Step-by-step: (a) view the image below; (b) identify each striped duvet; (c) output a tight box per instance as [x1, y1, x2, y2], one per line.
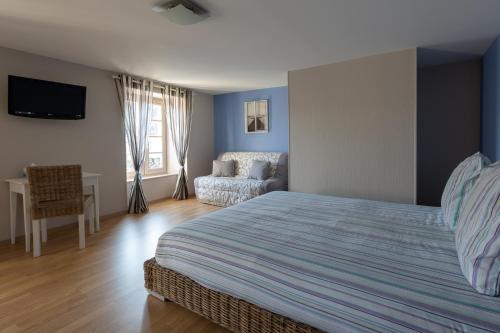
[155, 191, 500, 333]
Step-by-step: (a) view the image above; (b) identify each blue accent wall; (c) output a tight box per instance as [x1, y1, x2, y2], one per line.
[214, 86, 288, 157]
[482, 36, 500, 161]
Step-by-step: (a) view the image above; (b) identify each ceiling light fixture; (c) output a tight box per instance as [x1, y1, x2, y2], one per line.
[152, 0, 209, 25]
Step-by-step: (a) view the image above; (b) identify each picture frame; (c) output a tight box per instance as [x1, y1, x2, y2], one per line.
[244, 99, 268, 133]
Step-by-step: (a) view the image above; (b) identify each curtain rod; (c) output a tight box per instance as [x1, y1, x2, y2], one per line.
[111, 74, 190, 91]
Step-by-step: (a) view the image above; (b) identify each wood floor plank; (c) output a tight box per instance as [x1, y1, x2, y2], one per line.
[0, 198, 225, 333]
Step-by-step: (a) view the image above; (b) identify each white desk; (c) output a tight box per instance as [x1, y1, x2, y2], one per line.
[5, 172, 101, 252]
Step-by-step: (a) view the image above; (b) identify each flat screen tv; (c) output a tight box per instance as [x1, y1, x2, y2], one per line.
[8, 75, 86, 120]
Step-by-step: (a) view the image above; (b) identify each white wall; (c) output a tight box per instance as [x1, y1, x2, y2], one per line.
[0, 46, 213, 241]
[288, 49, 417, 204]
[0, 46, 127, 241]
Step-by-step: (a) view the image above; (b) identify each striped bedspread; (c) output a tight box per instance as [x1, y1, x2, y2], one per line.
[155, 191, 500, 333]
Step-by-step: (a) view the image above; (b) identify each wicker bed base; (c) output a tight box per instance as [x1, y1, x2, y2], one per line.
[144, 258, 323, 333]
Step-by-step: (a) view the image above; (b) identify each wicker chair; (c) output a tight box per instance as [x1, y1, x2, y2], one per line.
[27, 165, 94, 257]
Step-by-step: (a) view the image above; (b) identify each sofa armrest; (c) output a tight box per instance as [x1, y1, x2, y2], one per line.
[262, 177, 288, 192]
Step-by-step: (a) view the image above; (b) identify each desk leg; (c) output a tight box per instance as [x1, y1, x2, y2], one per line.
[94, 180, 100, 232]
[9, 192, 17, 244]
[41, 219, 47, 243]
[33, 219, 41, 257]
[23, 188, 31, 253]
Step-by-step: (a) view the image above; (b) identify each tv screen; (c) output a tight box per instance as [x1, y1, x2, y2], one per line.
[8, 75, 86, 120]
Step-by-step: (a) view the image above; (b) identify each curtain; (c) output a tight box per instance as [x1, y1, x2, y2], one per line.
[114, 75, 154, 213]
[162, 86, 193, 200]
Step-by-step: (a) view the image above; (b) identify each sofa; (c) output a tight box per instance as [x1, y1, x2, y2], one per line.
[194, 152, 288, 207]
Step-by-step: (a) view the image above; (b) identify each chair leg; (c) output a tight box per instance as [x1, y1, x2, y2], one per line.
[41, 219, 47, 243]
[32, 219, 41, 257]
[78, 214, 85, 249]
[88, 203, 95, 235]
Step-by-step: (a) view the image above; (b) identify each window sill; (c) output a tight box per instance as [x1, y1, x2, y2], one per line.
[126, 173, 178, 183]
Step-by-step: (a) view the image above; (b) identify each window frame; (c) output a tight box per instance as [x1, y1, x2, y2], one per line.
[144, 98, 168, 176]
[244, 99, 269, 134]
[126, 98, 168, 181]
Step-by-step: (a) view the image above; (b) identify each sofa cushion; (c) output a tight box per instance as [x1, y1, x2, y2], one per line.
[218, 152, 287, 178]
[248, 160, 270, 180]
[212, 160, 234, 177]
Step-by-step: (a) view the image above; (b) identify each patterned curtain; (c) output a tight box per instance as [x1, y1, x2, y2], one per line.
[162, 86, 193, 200]
[114, 75, 154, 213]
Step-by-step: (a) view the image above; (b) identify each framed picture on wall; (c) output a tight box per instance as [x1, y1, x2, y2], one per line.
[244, 99, 268, 133]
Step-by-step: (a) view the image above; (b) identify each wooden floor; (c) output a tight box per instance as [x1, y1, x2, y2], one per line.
[0, 198, 229, 333]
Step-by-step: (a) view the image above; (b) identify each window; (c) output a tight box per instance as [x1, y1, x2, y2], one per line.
[126, 98, 168, 180]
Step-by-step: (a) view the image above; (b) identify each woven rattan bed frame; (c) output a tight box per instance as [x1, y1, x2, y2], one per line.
[144, 258, 323, 333]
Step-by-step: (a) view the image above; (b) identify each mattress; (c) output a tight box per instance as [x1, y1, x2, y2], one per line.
[155, 191, 500, 333]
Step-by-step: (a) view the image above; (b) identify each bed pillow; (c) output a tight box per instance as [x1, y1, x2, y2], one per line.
[455, 161, 499, 296]
[441, 152, 490, 230]
[212, 160, 234, 177]
[248, 160, 270, 180]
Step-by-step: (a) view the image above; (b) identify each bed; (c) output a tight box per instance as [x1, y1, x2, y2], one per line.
[146, 191, 500, 333]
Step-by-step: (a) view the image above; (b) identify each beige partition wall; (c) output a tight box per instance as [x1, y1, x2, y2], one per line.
[288, 49, 417, 203]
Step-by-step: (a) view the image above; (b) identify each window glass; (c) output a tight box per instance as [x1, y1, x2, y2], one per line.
[148, 153, 163, 170]
[148, 137, 163, 153]
[151, 104, 162, 121]
[126, 100, 167, 179]
[148, 121, 163, 136]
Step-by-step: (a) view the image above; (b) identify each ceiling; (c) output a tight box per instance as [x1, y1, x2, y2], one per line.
[0, 0, 499, 94]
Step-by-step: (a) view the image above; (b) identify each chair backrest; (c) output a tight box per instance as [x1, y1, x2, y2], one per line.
[27, 165, 84, 219]
[217, 152, 288, 180]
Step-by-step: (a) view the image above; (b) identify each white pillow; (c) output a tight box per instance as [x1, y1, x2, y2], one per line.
[455, 161, 499, 295]
[212, 160, 234, 177]
[441, 152, 490, 230]
[248, 160, 270, 180]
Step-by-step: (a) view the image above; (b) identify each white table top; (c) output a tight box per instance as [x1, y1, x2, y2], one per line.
[5, 172, 101, 185]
